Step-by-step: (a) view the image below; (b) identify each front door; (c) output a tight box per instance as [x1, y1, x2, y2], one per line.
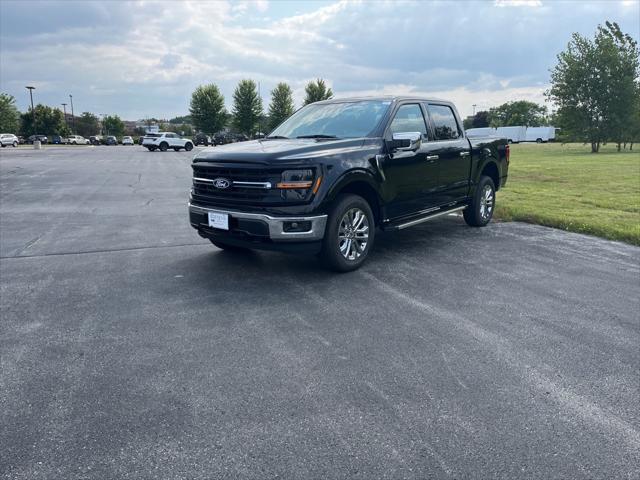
[380, 103, 440, 219]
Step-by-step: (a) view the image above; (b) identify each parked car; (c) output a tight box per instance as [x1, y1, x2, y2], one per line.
[188, 96, 509, 271]
[51, 135, 68, 144]
[17, 136, 25, 144]
[142, 132, 194, 152]
[524, 126, 556, 143]
[104, 136, 118, 145]
[67, 135, 90, 145]
[27, 135, 48, 144]
[213, 132, 247, 146]
[89, 136, 102, 145]
[193, 133, 211, 146]
[0, 133, 19, 147]
[122, 136, 134, 145]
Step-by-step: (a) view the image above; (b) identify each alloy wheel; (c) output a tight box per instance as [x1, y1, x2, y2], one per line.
[338, 208, 369, 260]
[479, 184, 494, 220]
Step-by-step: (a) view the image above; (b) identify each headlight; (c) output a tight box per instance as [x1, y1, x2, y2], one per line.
[277, 169, 322, 201]
[277, 169, 314, 189]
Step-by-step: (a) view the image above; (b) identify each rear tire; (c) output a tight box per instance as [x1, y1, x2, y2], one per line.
[536, 138, 543, 143]
[159, 142, 168, 152]
[209, 239, 250, 252]
[464, 175, 495, 227]
[319, 194, 375, 272]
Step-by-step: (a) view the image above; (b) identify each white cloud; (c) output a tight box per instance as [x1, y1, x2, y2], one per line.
[0, 0, 637, 119]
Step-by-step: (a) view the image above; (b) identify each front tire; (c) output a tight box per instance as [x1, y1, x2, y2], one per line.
[13, 141, 18, 147]
[185, 142, 193, 152]
[320, 194, 375, 272]
[464, 175, 495, 227]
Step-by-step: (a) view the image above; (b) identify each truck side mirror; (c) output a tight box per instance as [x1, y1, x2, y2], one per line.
[389, 132, 422, 152]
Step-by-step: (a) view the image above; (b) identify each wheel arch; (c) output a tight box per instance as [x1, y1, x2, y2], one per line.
[479, 159, 501, 191]
[325, 170, 383, 226]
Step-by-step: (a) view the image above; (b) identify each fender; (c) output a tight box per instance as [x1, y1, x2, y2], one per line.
[323, 168, 383, 205]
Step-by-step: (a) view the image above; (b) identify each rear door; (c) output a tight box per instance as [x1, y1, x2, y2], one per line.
[381, 103, 440, 219]
[425, 103, 471, 205]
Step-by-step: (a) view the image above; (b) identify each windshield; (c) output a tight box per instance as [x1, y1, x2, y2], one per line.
[269, 100, 391, 139]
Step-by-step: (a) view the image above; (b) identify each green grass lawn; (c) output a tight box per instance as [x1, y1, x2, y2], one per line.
[495, 142, 640, 245]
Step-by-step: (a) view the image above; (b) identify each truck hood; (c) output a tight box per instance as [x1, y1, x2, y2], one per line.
[193, 138, 371, 165]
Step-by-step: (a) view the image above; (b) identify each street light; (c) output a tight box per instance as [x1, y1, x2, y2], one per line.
[61, 103, 68, 129]
[25, 86, 35, 133]
[69, 94, 75, 133]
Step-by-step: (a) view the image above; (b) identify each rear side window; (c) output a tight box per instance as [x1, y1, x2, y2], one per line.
[388, 104, 427, 136]
[427, 104, 461, 140]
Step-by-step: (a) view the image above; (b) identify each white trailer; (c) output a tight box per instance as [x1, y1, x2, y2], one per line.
[495, 126, 526, 143]
[525, 126, 556, 143]
[465, 127, 497, 137]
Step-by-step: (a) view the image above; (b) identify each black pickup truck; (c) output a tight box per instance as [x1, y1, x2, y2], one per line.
[189, 97, 509, 271]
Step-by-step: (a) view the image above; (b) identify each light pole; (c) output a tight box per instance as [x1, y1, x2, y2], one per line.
[472, 104, 477, 116]
[69, 94, 75, 133]
[26, 86, 36, 133]
[61, 103, 68, 129]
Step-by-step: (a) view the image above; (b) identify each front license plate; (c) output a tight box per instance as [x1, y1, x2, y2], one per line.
[207, 211, 229, 230]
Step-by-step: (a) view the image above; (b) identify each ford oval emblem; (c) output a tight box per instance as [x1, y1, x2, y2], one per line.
[212, 178, 231, 189]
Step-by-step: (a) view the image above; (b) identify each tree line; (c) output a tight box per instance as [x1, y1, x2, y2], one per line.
[465, 22, 639, 152]
[0, 96, 136, 139]
[189, 78, 333, 137]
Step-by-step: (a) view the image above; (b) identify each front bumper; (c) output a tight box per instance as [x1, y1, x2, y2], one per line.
[188, 203, 327, 242]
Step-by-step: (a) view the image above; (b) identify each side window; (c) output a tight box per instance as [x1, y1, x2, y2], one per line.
[388, 104, 427, 137]
[427, 104, 461, 140]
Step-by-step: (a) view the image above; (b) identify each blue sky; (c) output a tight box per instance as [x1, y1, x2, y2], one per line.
[1, 0, 638, 120]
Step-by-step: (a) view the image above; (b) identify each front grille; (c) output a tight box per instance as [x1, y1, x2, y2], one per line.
[191, 164, 312, 206]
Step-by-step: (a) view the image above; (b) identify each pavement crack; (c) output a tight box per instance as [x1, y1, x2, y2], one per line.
[12, 234, 43, 256]
[0, 241, 208, 260]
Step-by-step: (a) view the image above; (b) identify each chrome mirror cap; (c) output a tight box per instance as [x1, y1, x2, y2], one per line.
[392, 131, 422, 152]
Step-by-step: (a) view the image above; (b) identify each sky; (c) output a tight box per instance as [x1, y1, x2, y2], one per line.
[1, 0, 638, 120]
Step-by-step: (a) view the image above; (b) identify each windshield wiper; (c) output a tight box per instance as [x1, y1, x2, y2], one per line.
[265, 135, 289, 139]
[296, 134, 338, 139]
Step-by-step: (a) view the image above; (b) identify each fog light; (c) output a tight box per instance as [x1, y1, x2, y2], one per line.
[283, 221, 312, 233]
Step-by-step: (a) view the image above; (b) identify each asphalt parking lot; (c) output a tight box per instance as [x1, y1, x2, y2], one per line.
[1, 145, 639, 479]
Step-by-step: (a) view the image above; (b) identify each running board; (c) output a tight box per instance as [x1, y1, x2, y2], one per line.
[384, 205, 467, 231]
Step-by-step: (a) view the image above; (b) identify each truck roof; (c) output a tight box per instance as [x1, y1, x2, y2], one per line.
[314, 95, 451, 105]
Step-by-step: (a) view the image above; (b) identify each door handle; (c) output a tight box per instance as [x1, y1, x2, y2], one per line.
[460, 151, 470, 157]
[426, 155, 439, 161]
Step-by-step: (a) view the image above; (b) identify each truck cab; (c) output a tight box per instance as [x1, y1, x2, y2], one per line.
[189, 96, 509, 271]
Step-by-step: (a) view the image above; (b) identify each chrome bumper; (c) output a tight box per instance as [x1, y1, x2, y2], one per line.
[189, 203, 327, 241]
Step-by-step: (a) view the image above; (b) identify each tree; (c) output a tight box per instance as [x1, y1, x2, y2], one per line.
[464, 110, 490, 129]
[303, 78, 333, 105]
[488, 101, 547, 128]
[20, 104, 65, 136]
[597, 22, 640, 151]
[189, 84, 227, 134]
[102, 115, 125, 137]
[75, 112, 100, 137]
[268, 82, 295, 130]
[0, 93, 20, 134]
[232, 79, 263, 137]
[547, 21, 640, 152]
